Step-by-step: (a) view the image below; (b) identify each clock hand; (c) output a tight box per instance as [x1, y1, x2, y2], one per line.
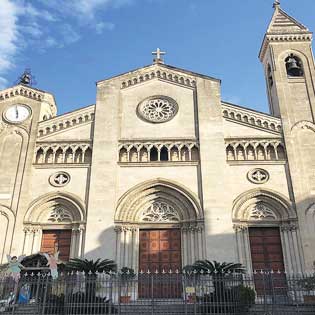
[15, 106, 18, 119]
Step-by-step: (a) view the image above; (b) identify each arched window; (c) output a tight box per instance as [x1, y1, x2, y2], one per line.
[160, 146, 168, 161]
[285, 54, 304, 77]
[150, 147, 158, 161]
[267, 64, 273, 87]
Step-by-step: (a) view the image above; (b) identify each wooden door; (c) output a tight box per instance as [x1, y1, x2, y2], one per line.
[249, 227, 286, 295]
[41, 230, 72, 261]
[138, 229, 182, 298]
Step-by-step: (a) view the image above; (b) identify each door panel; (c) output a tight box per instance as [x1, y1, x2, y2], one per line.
[41, 230, 72, 261]
[139, 229, 182, 298]
[249, 227, 286, 295]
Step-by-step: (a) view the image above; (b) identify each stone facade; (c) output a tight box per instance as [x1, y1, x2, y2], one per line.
[0, 3, 315, 273]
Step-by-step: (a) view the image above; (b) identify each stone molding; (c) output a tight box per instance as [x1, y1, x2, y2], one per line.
[222, 103, 282, 134]
[118, 139, 199, 163]
[260, 34, 312, 62]
[291, 120, 315, 133]
[225, 137, 286, 162]
[120, 68, 196, 90]
[0, 85, 44, 102]
[34, 141, 92, 165]
[232, 189, 296, 226]
[37, 105, 95, 138]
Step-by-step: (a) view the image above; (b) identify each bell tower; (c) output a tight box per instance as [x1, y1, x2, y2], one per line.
[260, 2, 315, 270]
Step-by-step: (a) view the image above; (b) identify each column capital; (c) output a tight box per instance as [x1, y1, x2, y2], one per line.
[233, 224, 248, 232]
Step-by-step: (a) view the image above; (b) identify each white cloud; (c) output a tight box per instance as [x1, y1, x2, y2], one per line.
[0, 0, 134, 89]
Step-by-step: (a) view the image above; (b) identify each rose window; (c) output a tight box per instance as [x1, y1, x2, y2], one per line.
[137, 96, 178, 123]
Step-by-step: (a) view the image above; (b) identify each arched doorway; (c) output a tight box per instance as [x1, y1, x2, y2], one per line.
[114, 179, 204, 272]
[232, 189, 303, 274]
[24, 192, 86, 261]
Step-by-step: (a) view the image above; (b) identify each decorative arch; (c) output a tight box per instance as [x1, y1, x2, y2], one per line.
[232, 189, 304, 274]
[278, 49, 309, 78]
[115, 178, 202, 223]
[0, 205, 15, 264]
[23, 192, 86, 259]
[291, 120, 315, 134]
[114, 179, 205, 270]
[25, 191, 86, 224]
[232, 188, 295, 223]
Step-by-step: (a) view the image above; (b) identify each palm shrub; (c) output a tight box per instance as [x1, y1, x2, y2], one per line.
[66, 258, 117, 299]
[192, 260, 245, 309]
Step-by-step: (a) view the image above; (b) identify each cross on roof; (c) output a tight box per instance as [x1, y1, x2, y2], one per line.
[273, 0, 280, 8]
[152, 48, 166, 64]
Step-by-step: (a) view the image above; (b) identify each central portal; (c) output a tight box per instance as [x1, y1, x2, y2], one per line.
[139, 229, 182, 298]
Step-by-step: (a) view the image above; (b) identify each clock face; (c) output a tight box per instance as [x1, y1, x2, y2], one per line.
[4, 104, 31, 123]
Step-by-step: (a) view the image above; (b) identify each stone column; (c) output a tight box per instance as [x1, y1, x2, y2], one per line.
[125, 227, 133, 267]
[197, 225, 204, 260]
[280, 224, 294, 273]
[22, 227, 33, 255]
[78, 225, 85, 257]
[132, 228, 139, 271]
[233, 224, 245, 266]
[181, 227, 188, 266]
[189, 226, 195, 264]
[32, 227, 41, 254]
[291, 223, 303, 273]
[70, 227, 78, 258]
[114, 226, 122, 269]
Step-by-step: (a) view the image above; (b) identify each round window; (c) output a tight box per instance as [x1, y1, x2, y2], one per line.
[137, 96, 178, 123]
[49, 172, 71, 187]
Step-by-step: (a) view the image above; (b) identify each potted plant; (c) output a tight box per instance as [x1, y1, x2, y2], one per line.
[119, 267, 135, 303]
[298, 274, 315, 304]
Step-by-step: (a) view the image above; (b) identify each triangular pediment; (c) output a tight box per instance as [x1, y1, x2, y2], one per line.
[267, 6, 308, 34]
[97, 63, 220, 90]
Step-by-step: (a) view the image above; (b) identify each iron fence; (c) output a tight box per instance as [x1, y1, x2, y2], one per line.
[0, 271, 314, 314]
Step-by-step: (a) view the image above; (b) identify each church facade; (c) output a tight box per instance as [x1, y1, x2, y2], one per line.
[1, 3, 315, 274]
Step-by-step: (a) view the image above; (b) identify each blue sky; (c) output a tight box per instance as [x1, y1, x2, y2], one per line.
[1, 0, 315, 115]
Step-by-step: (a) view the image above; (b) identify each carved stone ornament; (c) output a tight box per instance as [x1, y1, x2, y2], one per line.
[249, 203, 277, 221]
[247, 168, 269, 184]
[141, 201, 180, 222]
[49, 171, 71, 187]
[137, 96, 178, 123]
[48, 207, 72, 223]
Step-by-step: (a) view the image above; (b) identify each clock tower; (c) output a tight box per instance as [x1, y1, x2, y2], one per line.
[0, 76, 56, 256]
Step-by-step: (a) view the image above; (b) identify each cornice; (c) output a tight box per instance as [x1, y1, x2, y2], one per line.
[222, 102, 282, 134]
[259, 32, 312, 61]
[37, 105, 95, 138]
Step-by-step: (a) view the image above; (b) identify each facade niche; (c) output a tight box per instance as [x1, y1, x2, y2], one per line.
[150, 147, 159, 161]
[35, 144, 92, 165]
[160, 146, 168, 161]
[226, 141, 286, 162]
[118, 142, 200, 163]
[285, 54, 304, 77]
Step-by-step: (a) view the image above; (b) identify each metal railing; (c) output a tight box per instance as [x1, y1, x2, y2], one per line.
[0, 271, 314, 314]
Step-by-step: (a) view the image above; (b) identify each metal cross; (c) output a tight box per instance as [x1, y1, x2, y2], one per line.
[152, 48, 166, 64]
[273, 0, 280, 7]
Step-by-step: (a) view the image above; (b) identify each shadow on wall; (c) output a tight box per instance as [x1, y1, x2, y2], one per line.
[82, 224, 237, 271]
